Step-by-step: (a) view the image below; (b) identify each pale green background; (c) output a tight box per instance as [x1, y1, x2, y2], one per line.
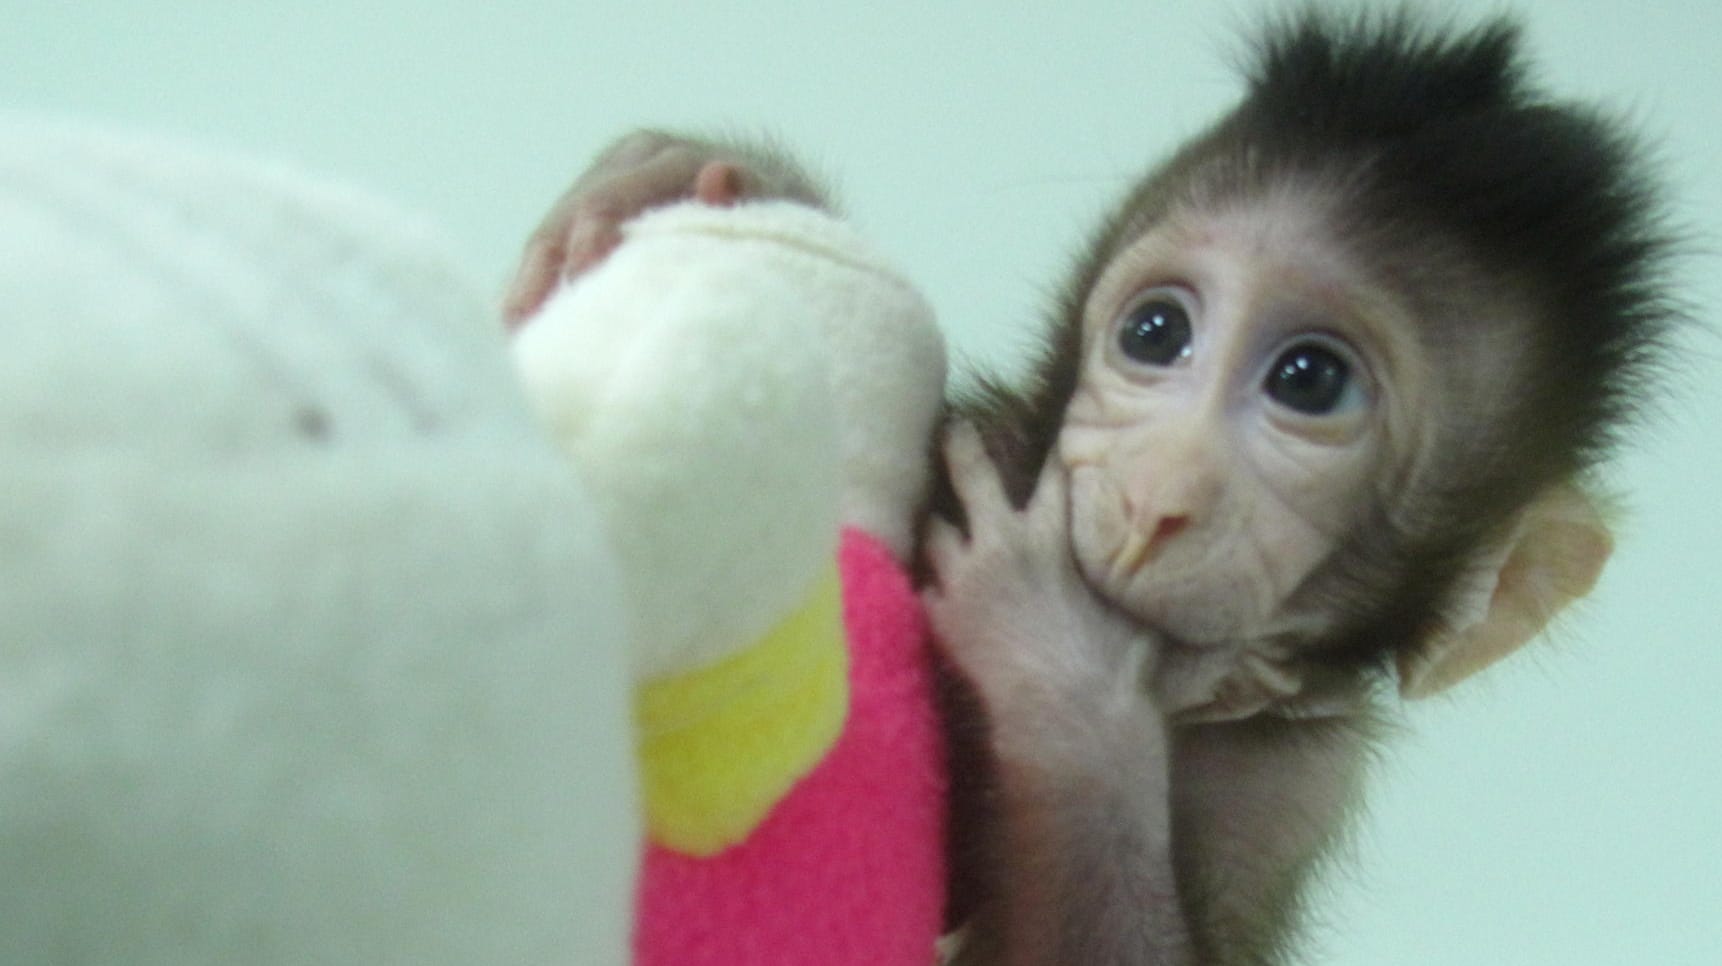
[6, 0, 1717, 962]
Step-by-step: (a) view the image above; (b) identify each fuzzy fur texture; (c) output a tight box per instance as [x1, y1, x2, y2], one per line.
[514, 199, 948, 965]
[514, 200, 943, 681]
[636, 529, 946, 966]
[513, 203, 840, 682]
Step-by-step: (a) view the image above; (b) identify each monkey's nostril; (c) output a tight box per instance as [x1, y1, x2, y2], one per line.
[1112, 514, 1192, 579]
[1153, 515, 1191, 545]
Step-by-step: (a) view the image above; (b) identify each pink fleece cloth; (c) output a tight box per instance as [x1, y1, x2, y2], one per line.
[634, 527, 948, 965]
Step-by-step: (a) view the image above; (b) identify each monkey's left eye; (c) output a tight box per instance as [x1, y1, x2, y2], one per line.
[1264, 341, 1364, 416]
[1117, 297, 1194, 366]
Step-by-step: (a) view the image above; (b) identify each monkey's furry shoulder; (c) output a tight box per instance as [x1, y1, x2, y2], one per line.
[512, 201, 951, 966]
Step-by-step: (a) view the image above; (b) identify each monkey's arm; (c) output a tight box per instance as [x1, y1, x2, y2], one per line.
[503, 129, 829, 324]
[968, 675, 1195, 966]
[923, 426, 1195, 966]
[1169, 714, 1373, 964]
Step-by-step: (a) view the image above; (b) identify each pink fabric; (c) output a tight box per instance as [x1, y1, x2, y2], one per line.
[634, 527, 948, 965]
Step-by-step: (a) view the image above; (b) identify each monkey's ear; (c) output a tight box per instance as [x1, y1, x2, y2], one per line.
[1398, 485, 1614, 699]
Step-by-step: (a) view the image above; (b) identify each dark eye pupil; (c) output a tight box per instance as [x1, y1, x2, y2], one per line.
[1266, 344, 1350, 414]
[1118, 299, 1192, 366]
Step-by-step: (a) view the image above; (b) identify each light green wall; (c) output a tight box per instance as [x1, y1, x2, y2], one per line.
[8, 1, 1718, 961]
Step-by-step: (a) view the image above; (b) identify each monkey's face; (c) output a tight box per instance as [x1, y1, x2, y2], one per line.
[1059, 196, 1430, 651]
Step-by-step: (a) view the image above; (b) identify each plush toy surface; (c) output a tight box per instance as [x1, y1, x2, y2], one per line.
[512, 202, 950, 965]
[0, 118, 639, 964]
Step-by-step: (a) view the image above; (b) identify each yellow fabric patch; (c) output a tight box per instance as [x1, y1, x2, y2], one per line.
[635, 568, 848, 857]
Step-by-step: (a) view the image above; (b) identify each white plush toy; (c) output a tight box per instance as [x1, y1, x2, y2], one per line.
[0, 119, 639, 964]
[511, 200, 951, 965]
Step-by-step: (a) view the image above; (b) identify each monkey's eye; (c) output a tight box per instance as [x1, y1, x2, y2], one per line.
[1117, 297, 1193, 367]
[1264, 341, 1364, 416]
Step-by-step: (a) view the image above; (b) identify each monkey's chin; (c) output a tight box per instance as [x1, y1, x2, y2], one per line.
[1071, 515, 1246, 647]
[1077, 563, 1245, 653]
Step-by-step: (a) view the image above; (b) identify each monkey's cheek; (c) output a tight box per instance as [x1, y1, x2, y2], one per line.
[1067, 466, 1131, 583]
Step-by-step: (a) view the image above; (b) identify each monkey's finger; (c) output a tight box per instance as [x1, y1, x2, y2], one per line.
[565, 151, 709, 259]
[502, 178, 592, 323]
[1109, 638, 1156, 710]
[562, 219, 625, 279]
[694, 161, 745, 206]
[501, 147, 701, 323]
[1025, 449, 1072, 534]
[500, 237, 563, 328]
[920, 516, 970, 589]
[582, 129, 676, 187]
[943, 422, 1011, 522]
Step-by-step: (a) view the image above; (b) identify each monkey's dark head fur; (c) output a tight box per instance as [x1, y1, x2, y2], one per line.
[949, 8, 1682, 672]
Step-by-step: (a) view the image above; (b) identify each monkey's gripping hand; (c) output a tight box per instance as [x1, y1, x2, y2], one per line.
[923, 424, 1160, 740]
[922, 424, 1196, 964]
[503, 129, 829, 325]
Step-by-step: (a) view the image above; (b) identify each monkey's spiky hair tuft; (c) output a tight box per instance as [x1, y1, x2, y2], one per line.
[1245, 10, 1525, 145]
[1239, 8, 1680, 482]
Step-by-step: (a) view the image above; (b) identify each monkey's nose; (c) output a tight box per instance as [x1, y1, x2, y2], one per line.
[1113, 514, 1192, 577]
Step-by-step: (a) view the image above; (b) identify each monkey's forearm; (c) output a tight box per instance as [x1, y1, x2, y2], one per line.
[924, 428, 1198, 963]
[958, 693, 1196, 966]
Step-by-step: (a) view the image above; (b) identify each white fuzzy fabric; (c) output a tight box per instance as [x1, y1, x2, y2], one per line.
[512, 201, 942, 682]
[0, 118, 638, 964]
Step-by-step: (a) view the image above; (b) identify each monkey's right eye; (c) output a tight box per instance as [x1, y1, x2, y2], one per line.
[1118, 298, 1193, 366]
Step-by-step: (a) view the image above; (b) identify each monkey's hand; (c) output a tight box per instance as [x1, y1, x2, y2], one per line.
[503, 129, 830, 326]
[922, 424, 1160, 748]
[923, 424, 1196, 965]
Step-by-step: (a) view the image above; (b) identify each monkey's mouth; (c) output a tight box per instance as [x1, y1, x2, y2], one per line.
[1079, 548, 1265, 654]
[1073, 562, 1189, 651]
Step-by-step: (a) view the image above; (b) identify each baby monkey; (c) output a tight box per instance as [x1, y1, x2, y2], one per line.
[504, 11, 1680, 964]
